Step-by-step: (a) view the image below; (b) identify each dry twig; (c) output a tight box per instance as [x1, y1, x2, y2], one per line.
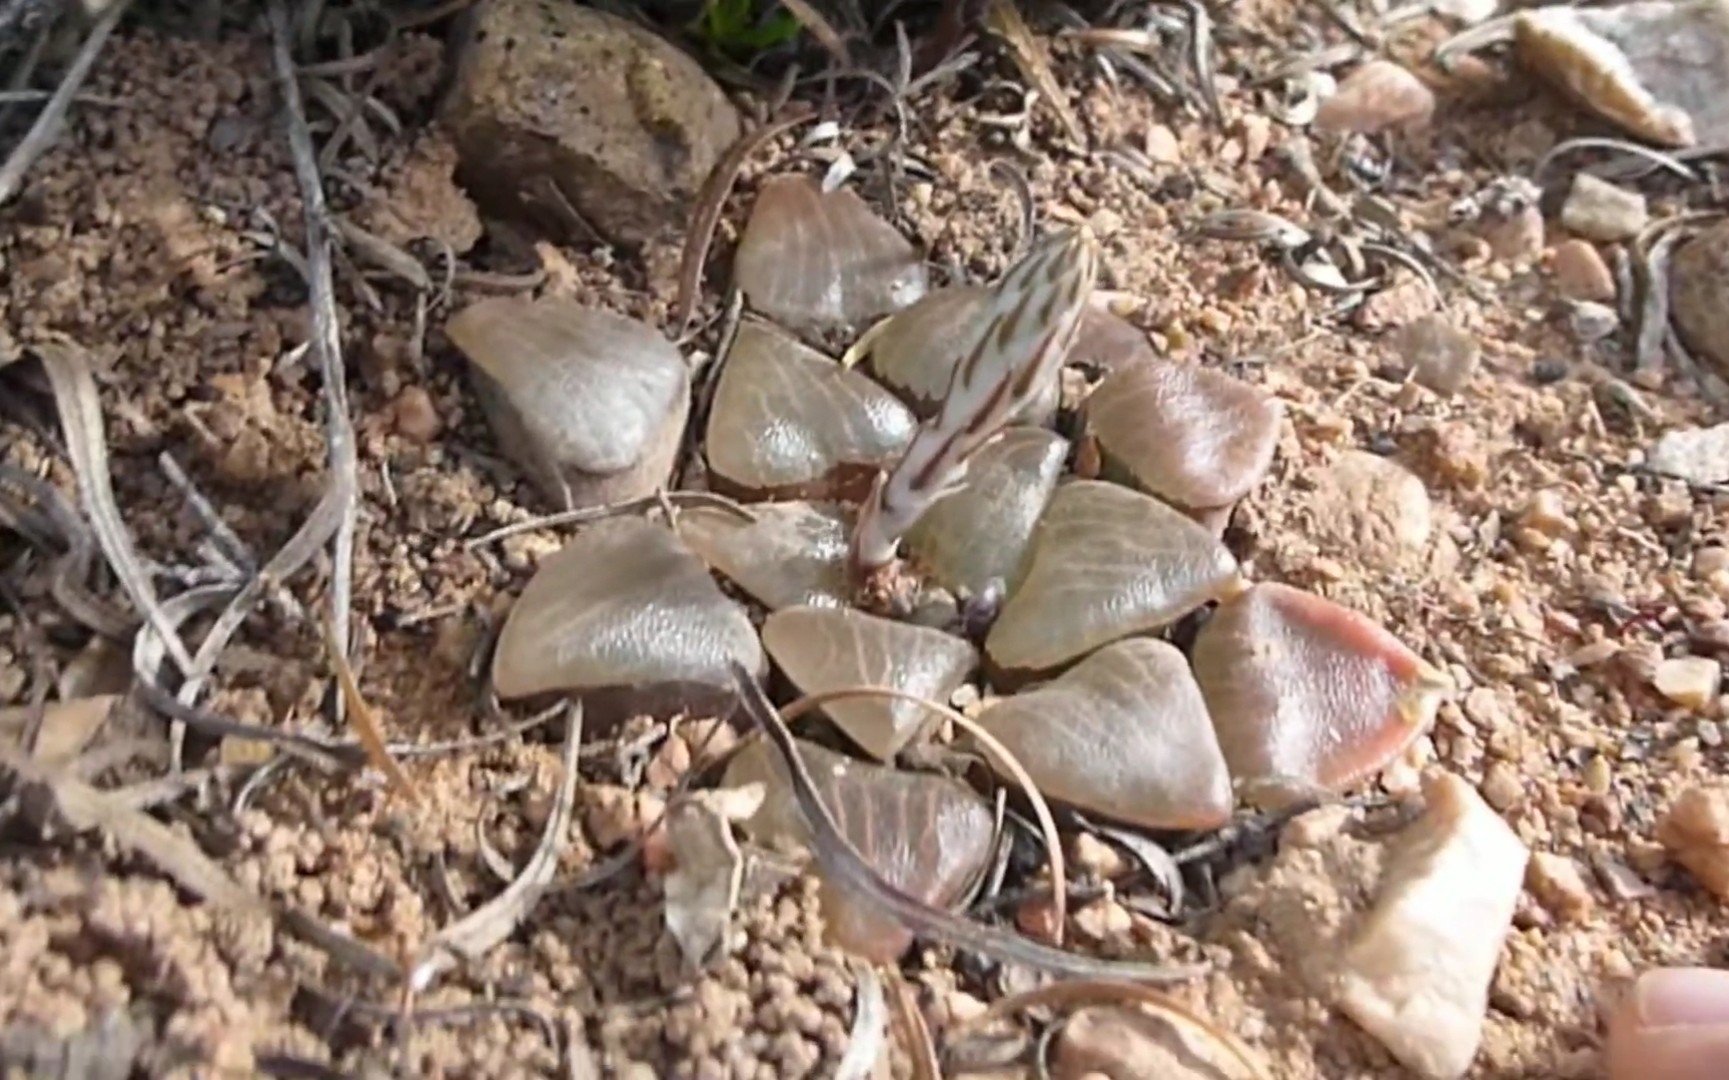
[0, 0, 131, 205]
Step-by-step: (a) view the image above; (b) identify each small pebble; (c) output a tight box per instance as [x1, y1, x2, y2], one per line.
[1482, 205, 1545, 265]
[1072, 897, 1133, 941]
[1654, 656, 1723, 712]
[1481, 761, 1524, 811]
[1658, 784, 1729, 901]
[1565, 300, 1619, 344]
[1314, 60, 1435, 135]
[1582, 755, 1612, 796]
[1070, 833, 1126, 877]
[1550, 239, 1616, 302]
[1144, 124, 1181, 164]
[1519, 488, 1571, 536]
[1559, 174, 1648, 243]
[1393, 314, 1480, 396]
[1526, 852, 1596, 922]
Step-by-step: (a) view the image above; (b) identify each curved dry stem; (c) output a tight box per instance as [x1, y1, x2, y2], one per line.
[779, 683, 1069, 946]
[951, 980, 1272, 1080]
[463, 490, 756, 549]
[883, 966, 940, 1080]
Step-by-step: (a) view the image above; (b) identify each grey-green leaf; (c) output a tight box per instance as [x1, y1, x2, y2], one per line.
[724, 735, 994, 962]
[705, 319, 916, 502]
[447, 296, 690, 510]
[855, 287, 1058, 425]
[986, 480, 1246, 680]
[1084, 359, 1282, 512]
[491, 519, 763, 719]
[678, 501, 854, 611]
[903, 426, 1068, 599]
[734, 174, 928, 335]
[975, 639, 1232, 830]
[762, 605, 978, 760]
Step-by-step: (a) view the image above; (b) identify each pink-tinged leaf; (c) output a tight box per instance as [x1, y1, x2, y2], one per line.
[1191, 582, 1453, 798]
[678, 500, 854, 611]
[1068, 304, 1161, 373]
[491, 519, 764, 726]
[975, 639, 1232, 831]
[985, 480, 1245, 682]
[762, 605, 978, 760]
[851, 227, 1100, 575]
[734, 174, 928, 334]
[723, 736, 994, 962]
[705, 319, 917, 502]
[1083, 359, 1283, 512]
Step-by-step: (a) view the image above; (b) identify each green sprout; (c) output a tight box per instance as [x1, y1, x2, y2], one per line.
[690, 0, 803, 59]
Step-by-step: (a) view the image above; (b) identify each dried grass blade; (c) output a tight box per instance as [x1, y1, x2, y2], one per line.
[318, 616, 420, 805]
[0, 0, 132, 205]
[728, 662, 1205, 984]
[0, 747, 265, 915]
[778, 0, 853, 66]
[33, 340, 194, 672]
[884, 967, 940, 1080]
[411, 703, 582, 990]
[834, 962, 888, 1080]
[983, 0, 1086, 147]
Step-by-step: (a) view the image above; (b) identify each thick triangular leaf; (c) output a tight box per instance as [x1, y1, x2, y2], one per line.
[854, 286, 1057, 424]
[977, 639, 1231, 830]
[678, 501, 854, 611]
[986, 480, 1246, 680]
[903, 426, 1068, 599]
[724, 735, 994, 962]
[1084, 359, 1282, 511]
[1191, 582, 1453, 796]
[762, 606, 978, 760]
[734, 174, 928, 334]
[492, 519, 763, 718]
[705, 319, 916, 501]
[447, 296, 690, 510]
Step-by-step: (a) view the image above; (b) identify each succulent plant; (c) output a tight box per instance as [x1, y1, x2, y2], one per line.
[848, 225, 1100, 580]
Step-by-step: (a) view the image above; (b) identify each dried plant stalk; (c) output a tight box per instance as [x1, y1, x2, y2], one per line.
[850, 227, 1099, 577]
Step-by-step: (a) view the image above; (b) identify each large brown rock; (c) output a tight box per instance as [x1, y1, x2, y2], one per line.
[1672, 217, 1729, 376]
[441, 0, 742, 247]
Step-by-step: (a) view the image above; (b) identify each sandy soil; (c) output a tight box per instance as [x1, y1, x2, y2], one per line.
[2, 3, 1727, 1078]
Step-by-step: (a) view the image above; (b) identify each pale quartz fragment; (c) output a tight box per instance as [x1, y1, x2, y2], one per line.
[1658, 783, 1729, 900]
[1333, 773, 1529, 1080]
[1515, 0, 1729, 148]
